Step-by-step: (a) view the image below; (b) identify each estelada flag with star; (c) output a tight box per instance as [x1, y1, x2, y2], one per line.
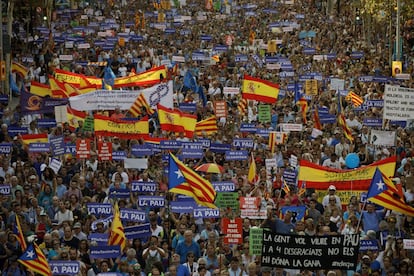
[367, 168, 414, 216]
[168, 153, 217, 208]
[18, 243, 51, 276]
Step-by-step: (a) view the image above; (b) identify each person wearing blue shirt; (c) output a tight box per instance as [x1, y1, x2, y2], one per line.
[362, 203, 384, 234]
[175, 230, 201, 264]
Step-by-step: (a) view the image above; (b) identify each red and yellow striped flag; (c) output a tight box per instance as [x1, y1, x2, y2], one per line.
[108, 202, 126, 251]
[129, 93, 155, 117]
[14, 215, 27, 251]
[238, 98, 248, 115]
[195, 116, 218, 136]
[30, 81, 52, 97]
[346, 91, 364, 107]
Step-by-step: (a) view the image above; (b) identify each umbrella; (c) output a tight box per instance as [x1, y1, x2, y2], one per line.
[195, 163, 224, 174]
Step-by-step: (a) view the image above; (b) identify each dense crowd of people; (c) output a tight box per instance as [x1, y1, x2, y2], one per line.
[3, 0, 414, 275]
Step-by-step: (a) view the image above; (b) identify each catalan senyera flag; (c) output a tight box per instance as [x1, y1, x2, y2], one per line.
[66, 106, 88, 130]
[298, 181, 306, 197]
[129, 93, 155, 117]
[14, 215, 27, 251]
[12, 62, 28, 78]
[337, 96, 354, 142]
[168, 153, 216, 209]
[338, 112, 354, 142]
[282, 180, 291, 194]
[269, 131, 277, 153]
[313, 107, 322, 130]
[242, 75, 279, 104]
[298, 156, 396, 190]
[195, 116, 218, 136]
[20, 133, 48, 145]
[238, 98, 248, 115]
[108, 202, 127, 251]
[18, 243, 52, 276]
[114, 66, 167, 88]
[296, 97, 308, 124]
[346, 91, 364, 107]
[248, 153, 258, 184]
[30, 81, 52, 97]
[368, 168, 414, 216]
[94, 114, 149, 139]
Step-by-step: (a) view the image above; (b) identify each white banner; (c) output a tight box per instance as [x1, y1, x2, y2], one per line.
[370, 129, 396, 147]
[69, 81, 173, 111]
[281, 124, 303, 132]
[383, 85, 414, 121]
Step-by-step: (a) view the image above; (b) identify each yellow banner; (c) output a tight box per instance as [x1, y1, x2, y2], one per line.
[55, 69, 102, 87]
[94, 114, 149, 138]
[114, 66, 167, 88]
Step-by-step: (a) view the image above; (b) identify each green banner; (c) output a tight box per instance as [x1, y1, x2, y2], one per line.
[215, 192, 239, 209]
[249, 227, 263, 255]
[258, 104, 271, 123]
[83, 116, 94, 132]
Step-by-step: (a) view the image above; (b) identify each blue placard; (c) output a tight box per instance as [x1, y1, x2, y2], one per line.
[252, 54, 263, 68]
[108, 188, 130, 198]
[88, 233, 109, 246]
[210, 143, 231, 153]
[50, 261, 80, 275]
[280, 205, 306, 222]
[137, 196, 165, 207]
[390, 120, 406, 127]
[179, 103, 197, 112]
[212, 181, 235, 192]
[232, 138, 254, 148]
[64, 144, 76, 156]
[124, 223, 151, 239]
[213, 45, 228, 52]
[8, 127, 28, 136]
[256, 128, 271, 137]
[37, 118, 57, 128]
[120, 208, 146, 222]
[90, 246, 121, 258]
[350, 51, 364, 59]
[0, 185, 11, 195]
[0, 143, 12, 154]
[200, 35, 212, 41]
[358, 76, 373, 82]
[0, 95, 8, 103]
[50, 136, 65, 156]
[165, 28, 176, 34]
[112, 151, 127, 160]
[303, 48, 316, 55]
[180, 149, 204, 159]
[130, 181, 157, 193]
[132, 182, 158, 194]
[87, 203, 112, 217]
[363, 118, 383, 127]
[326, 53, 337, 60]
[265, 56, 278, 63]
[193, 207, 220, 218]
[319, 115, 337, 124]
[131, 144, 153, 157]
[28, 143, 50, 153]
[180, 29, 191, 35]
[359, 240, 379, 252]
[279, 71, 295, 78]
[283, 169, 297, 185]
[181, 142, 204, 150]
[197, 138, 211, 148]
[225, 150, 248, 160]
[240, 123, 257, 133]
[160, 140, 182, 150]
[373, 76, 389, 83]
[235, 55, 248, 62]
[170, 200, 196, 213]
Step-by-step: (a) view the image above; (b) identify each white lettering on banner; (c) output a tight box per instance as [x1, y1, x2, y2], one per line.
[383, 85, 414, 120]
[403, 239, 414, 249]
[281, 124, 303, 132]
[223, 87, 240, 95]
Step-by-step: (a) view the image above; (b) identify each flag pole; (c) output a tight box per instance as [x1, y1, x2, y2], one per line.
[356, 200, 366, 232]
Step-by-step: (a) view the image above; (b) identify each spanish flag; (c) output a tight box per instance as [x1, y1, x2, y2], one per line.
[313, 107, 322, 130]
[242, 75, 279, 104]
[12, 62, 28, 78]
[114, 66, 167, 88]
[30, 81, 52, 97]
[296, 97, 308, 124]
[20, 133, 48, 145]
[247, 153, 258, 184]
[158, 104, 197, 137]
[66, 106, 88, 130]
[195, 116, 218, 136]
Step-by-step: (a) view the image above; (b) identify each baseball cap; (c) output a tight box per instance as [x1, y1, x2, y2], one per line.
[362, 255, 370, 260]
[328, 185, 336, 191]
[73, 222, 81, 228]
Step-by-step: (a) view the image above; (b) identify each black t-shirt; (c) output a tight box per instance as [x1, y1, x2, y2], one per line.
[61, 236, 80, 249]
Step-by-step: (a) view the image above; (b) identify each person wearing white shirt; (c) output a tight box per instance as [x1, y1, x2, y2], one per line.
[346, 112, 362, 131]
[322, 153, 341, 169]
